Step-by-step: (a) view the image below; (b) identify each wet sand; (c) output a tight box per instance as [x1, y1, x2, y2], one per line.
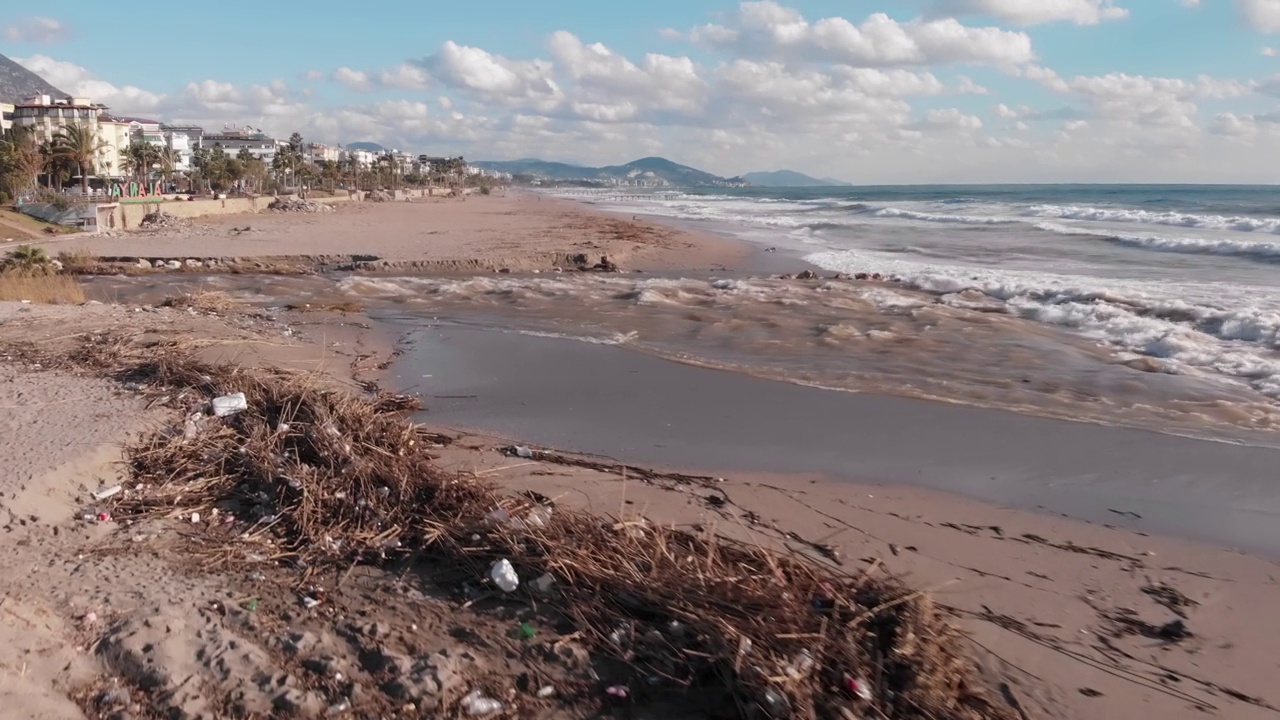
[391, 322, 1280, 560]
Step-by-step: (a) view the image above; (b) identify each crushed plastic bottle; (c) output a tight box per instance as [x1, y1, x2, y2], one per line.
[489, 559, 519, 592]
[211, 392, 248, 417]
[513, 445, 534, 459]
[462, 690, 503, 716]
[525, 505, 552, 528]
[529, 573, 555, 595]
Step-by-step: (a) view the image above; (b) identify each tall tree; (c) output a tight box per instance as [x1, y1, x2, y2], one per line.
[51, 123, 109, 195]
[0, 126, 46, 196]
[124, 141, 161, 184]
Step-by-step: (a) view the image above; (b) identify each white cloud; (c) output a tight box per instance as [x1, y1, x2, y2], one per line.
[15, 55, 164, 113]
[304, 70, 326, 81]
[379, 63, 431, 90]
[1181, 0, 1201, 7]
[1241, 0, 1280, 32]
[686, 2, 1036, 67]
[917, 107, 984, 131]
[933, 0, 1128, 26]
[332, 67, 372, 92]
[1265, 46, 1279, 55]
[421, 41, 563, 111]
[3, 17, 67, 44]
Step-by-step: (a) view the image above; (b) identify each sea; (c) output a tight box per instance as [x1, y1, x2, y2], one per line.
[126, 184, 1280, 446]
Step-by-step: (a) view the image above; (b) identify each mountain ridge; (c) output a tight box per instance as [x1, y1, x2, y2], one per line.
[472, 157, 745, 187]
[742, 170, 850, 187]
[0, 53, 68, 105]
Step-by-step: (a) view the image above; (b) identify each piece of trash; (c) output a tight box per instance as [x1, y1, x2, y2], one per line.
[529, 573, 555, 595]
[784, 649, 814, 680]
[325, 699, 351, 716]
[81, 611, 98, 626]
[489, 559, 519, 593]
[760, 688, 791, 719]
[276, 422, 291, 434]
[243, 597, 259, 612]
[92, 485, 122, 501]
[844, 676, 873, 701]
[508, 621, 536, 640]
[511, 445, 534, 459]
[536, 685, 555, 698]
[302, 596, 321, 609]
[462, 691, 503, 716]
[96, 512, 111, 523]
[190, 512, 201, 524]
[211, 392, 248, 417]
[605, 685, 629, 699]
[525, 505, 552, 528]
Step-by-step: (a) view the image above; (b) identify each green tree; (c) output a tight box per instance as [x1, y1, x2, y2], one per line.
[2, 246, 52, 275]
[51, 124, 109, 195]
[123, 141, 160, 184]
[0, 126, 47, 196]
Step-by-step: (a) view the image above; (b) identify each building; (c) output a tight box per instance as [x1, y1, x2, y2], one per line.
[162, 124, 202, 173]
[96, 115, 131, 179]
[304, 142, 340, 165]
[0, 102, 12, 132]
[202, 124, 277, 163]
[10, 95, 101, 143]
[339, 147, 377, 169]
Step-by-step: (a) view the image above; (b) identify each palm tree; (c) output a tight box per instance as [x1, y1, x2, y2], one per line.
[2, 246, 51, 274]
[158, 146, 180, 186]
[123, 141, 160, 184]
[51, 124, 109, 195]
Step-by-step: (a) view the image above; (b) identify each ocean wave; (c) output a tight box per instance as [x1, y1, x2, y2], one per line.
[1035, 222, 1280, 262]
[1025, 204, 1280, 233]
[872, 207, 1019, 225]
[804, 249, 1280, 399]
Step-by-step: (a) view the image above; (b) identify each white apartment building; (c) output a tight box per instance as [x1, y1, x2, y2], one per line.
[11, 95, 130, 182]
[162, 125, 202, 173]
[202, 125, 277, 163]
[304, 143, 341, 164]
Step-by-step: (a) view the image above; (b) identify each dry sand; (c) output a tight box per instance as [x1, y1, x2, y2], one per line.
[1, 194, 1277, 719]
[29, 193, 750, 274]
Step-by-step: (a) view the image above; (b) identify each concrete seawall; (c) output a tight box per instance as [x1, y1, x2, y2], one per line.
[28, 187, 464, 232]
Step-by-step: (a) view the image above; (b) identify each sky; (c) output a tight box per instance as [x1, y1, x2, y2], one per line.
[4, 0, 1280, 183]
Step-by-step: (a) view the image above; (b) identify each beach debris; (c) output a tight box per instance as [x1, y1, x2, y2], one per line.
[605, 685, 629, 700]
[844, 676, 873, 701]
[784, 649, 815, 680]
[489, 559, 519, 592]
[139, 211, 185, 229]
[529, 573, 556, 596]
[325, 699, 351, 716]
[461, 691, 503, 716]
[759, 688, 790, 718]
[211, 392, 248, 417]
[535, 685, 555, 698]
[190, 512, 201, 523]
[268, 198, 334, 213]
[509, 621, 537, 640]
[96, 512, 111, 523]
[92, 484, 122, 501]
[795, 270, 820, 280]
[507, 445, 536, 459]
[366, 190, 394, 203]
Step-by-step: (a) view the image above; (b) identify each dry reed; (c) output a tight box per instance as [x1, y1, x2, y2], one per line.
[0, 270, 87, 304]
[159, 290, 236, 313]
[69, 340, 1009, 720]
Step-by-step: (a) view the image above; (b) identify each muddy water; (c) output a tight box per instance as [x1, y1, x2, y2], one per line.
[87, 270, 1280, 448]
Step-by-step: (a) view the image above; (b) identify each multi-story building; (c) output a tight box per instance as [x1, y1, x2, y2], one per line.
[202, 125, 277, 163]
[339, 147, 377, 169]
[0, 102, 13, 132]
[162, 125, 202, 173]
[10, 95, 101, 143]
[304, 143, 341, 164]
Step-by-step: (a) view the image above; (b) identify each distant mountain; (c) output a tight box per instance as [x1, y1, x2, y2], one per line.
[345, 141, 387, 152]
[742, 170, 850, 187]
[0, 53, 68, 105]
[472, 156, 745, 187]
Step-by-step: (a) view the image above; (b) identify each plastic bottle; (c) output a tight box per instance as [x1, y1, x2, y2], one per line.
[462, 691, 503, 716]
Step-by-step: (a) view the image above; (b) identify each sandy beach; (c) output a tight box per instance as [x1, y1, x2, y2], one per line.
[2, 195, 1278, 719]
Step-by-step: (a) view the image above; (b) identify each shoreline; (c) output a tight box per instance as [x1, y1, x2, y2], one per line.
[3, 193, 1279, 717]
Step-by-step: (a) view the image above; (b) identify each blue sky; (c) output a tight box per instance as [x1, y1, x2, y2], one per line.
[5, 1, 1280, 182]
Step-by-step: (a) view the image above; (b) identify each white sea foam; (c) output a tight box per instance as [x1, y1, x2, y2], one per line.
[1025, 204, 1280, 233]
[1035, 222, 1280, 261]
[872, 207, 1019, 225]
[805, 248, 1280, 399]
